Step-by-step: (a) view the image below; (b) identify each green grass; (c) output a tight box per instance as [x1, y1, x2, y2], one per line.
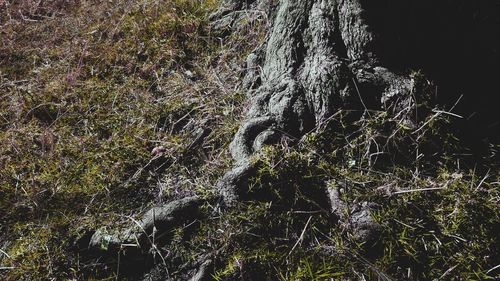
[0, 0, 243, 279]
[199, 107, 499, 280]
[1, 1, 498, 280]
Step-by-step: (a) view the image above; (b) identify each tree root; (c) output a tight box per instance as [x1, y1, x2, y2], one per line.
[327, 183, 381, 246]
[88, 196, 205, 253]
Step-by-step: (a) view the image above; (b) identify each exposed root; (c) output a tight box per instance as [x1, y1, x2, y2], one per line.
[327, 182, 381, 247]
[88, 196, 204, 253]
[188, 259, 213, 281]
[229, 116, 277, 162]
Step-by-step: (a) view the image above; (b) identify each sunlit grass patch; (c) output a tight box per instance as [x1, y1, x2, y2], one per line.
[0, 0, 235, 279]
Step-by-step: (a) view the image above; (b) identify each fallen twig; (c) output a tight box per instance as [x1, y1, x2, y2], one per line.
[393, 187, 445, 195]
[288, 216, 313, 256]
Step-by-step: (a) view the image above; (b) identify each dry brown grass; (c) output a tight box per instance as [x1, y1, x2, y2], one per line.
[0, 0, 269, 279]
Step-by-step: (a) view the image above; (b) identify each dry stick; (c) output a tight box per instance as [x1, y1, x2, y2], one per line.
[0, 248, 11, 259]
[486, 264, 500, 275]
[169, 105, 206, 134]
[474, 170, 490, 192]
[413, 94, 464, 136]
[431, 109, 463, 119]
[438, 264, 458, 280]
[352, 78, 372, 118]
[288, 216, 313, 256]
[116, 251, 121, 281]
[392, 187, 445, 195]
[122, 214, 168, 269]
[412, 111, 441, 135]
[448, 94, 464, 113]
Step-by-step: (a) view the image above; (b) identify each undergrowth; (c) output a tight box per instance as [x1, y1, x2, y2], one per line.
[0, 1, 498, 280]
[202, 106, 499, 280]
[0, 0, 253, 279]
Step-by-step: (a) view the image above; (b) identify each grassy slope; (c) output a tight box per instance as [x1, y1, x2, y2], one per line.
[1, 1, 499, 280]
[0, 0, 247, 279]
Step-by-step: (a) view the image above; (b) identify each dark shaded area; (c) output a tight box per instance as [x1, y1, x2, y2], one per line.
[361, 0, 500, 148]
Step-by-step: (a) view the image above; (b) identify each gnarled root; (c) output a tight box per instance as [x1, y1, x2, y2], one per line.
[327, 184, 381, 247]
[88, 196, 204, 254]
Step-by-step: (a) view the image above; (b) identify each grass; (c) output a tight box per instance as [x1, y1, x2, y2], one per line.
[0, 0, 253, 279]
[1, 0, 498, 280]
[198, 105, 499, 280]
